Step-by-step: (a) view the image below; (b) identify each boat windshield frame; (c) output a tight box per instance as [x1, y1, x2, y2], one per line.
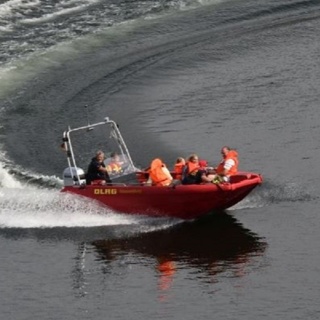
[62, 117, 136, 185]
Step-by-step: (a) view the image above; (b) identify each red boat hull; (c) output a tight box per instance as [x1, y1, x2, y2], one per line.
[61, 172, 262, 219]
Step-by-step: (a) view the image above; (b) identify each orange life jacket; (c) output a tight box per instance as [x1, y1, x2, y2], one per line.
[149, 158, 172, 186]
[174, 163, 185, 180]
[106, 162, 122, 174]
[216, 150, 239, 176]
[185, 161, 200, 176]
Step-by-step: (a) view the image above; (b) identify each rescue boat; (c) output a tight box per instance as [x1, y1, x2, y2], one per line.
[61, 116, 263, 220]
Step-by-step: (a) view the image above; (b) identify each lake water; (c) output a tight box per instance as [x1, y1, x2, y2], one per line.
[0, 0, 320, 319]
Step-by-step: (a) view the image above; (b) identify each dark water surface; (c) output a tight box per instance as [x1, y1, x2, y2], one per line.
[1, 0, 320, 319]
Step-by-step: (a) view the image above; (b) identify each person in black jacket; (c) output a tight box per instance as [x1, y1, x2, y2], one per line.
[86, 150, 111, 184]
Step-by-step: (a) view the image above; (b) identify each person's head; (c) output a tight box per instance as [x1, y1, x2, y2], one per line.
[176, 157, 185, 165]
[188, 154, 199, 163]
[221, 146, 231, 158]
[96, 150, 105, 162]
[199, 160, 208, 168]
[110, 152, 120, 161]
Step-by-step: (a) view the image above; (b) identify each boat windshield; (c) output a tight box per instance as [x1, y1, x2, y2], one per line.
[63, 117, 139, 184]
[104, 153, 136, 179]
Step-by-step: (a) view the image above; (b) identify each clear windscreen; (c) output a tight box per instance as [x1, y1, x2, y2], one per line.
[104, 153, 137, 179]
[67, 121, 138, 179]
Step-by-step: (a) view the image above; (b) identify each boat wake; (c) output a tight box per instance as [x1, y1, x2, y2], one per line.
[0, 188, 180, 230]
[0, 164, 180, 230]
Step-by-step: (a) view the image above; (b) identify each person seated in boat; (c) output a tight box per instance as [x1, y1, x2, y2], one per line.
[146, 158, 173, 186]
[181, 154, 200, 185]
[173, 157, 186, 180]
[86, 150, 112, 185]
[182, 156, 216, 184]
[106, 152, 124, 175]
[196, 159, 216, 183]
[211, 146, 239, 183]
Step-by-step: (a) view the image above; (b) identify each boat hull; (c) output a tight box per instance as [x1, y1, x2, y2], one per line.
[61, 172, 262, 219]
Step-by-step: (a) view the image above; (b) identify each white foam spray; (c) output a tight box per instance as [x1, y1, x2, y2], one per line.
[0, 163, 179, 230]
[0, 186, 138, 228]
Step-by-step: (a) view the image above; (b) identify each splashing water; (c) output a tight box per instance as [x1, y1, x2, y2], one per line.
[0, 179, 180, 230]
[0, 187, 138, 228]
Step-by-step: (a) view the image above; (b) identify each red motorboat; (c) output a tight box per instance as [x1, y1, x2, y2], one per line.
[61, 116, 262, 220]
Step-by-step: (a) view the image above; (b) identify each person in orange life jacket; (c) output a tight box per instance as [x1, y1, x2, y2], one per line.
[212, 146, 239, 182]
[173, 157, 186, 180]
[106, 152, 123, 174]
[181, 154, 201, 185]
[147, 158, 173, 186]
[86, 150, 112, 184]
